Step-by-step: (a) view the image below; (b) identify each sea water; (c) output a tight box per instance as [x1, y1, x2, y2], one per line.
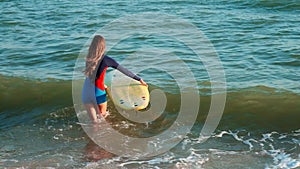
[0, 0, 299, 168]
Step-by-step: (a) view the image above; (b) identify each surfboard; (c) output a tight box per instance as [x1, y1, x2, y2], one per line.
[106, 71, 150, 111]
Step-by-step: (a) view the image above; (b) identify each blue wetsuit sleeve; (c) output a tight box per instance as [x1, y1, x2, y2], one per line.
[106, 56, 141, 81]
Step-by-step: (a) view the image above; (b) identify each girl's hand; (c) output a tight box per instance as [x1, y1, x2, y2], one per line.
[139, 79, 148, 87]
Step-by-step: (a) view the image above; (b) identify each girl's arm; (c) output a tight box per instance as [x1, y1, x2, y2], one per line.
[106, 56, 148, 86]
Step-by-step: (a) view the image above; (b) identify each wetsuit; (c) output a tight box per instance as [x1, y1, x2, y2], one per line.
[82, 55, 141, 104]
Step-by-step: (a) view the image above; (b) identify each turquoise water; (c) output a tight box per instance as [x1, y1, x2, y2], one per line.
[1, 0, 300, 168]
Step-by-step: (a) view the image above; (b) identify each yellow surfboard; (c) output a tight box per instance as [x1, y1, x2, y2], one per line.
[106, 71, 149, 111]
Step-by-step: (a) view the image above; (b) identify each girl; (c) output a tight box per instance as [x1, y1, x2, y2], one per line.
[82, 35, 147, 124]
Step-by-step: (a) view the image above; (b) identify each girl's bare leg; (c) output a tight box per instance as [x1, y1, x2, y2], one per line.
[84, 104, 98, 124]
[98, 101, 107, 118]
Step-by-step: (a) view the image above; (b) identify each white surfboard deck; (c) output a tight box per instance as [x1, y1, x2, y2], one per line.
[106, 71, 149, 111]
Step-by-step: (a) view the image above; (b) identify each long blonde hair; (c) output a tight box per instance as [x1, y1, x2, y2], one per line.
[84, 35, 106, 78]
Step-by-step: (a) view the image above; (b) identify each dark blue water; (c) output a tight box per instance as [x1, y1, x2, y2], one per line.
[1, 0, 299, 93]
[0, 0, 299, 168]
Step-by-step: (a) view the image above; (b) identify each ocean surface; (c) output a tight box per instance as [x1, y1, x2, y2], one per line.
[1, 0, 300, 168]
